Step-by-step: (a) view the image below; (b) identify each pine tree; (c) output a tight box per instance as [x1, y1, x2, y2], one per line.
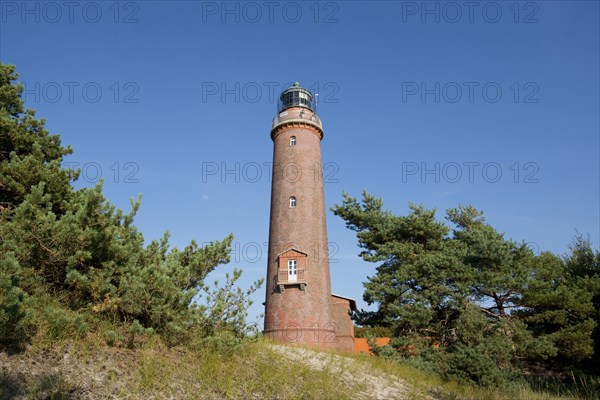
[332, 191, 597, 385]
[0, 63, 262, 348]
[515, 236, 599, 369]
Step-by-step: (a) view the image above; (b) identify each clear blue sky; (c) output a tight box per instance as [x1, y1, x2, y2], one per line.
[2, 1, 599, 324]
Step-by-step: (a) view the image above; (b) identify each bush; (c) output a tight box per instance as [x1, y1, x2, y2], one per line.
[104, 330, 118, 347]
[42, 306, 89, 341]
[354, 325, 392, 338]
[444, 343, 518, 388]
[0, 254, 29, 351]
[195, 331, 244, 356]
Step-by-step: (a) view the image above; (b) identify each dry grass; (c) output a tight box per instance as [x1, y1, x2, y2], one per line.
[0, 334, 359, 399]
[346, 351, 585, 400]
[1, 331, 595, 399]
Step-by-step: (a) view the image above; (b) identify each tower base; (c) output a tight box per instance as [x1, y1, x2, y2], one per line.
[264, 327, 339, 350]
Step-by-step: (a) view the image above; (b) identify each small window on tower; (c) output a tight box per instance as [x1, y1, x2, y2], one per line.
[289, 196, 296, 208]
[290, 136, 296, 146]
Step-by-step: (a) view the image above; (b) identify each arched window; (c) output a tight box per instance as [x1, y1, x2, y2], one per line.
[290, 136, 296, 146]
[289, 196, 296, 208]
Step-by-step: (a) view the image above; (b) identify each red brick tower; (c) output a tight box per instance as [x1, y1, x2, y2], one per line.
[263, 83, 355, 350]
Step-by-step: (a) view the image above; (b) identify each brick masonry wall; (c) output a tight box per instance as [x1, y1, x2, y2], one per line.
[264, 107, 338, 349]
[330, 296, 355, 352]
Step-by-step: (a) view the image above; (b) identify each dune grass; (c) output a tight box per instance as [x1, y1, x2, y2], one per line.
[2, 332, 360, 399]
[347, 350, 597, 400]
[2, 327, 598, 399]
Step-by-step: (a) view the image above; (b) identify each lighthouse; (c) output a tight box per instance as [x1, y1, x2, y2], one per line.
[263, 82, 356, 351]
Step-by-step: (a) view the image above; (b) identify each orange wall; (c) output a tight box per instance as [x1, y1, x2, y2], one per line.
[353, 337, 391, 355]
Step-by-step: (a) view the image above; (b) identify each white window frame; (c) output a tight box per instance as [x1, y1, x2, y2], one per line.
[290, 136, 296, 146]
[289, 196, 296, 208]
[288, 259, 298, 282]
